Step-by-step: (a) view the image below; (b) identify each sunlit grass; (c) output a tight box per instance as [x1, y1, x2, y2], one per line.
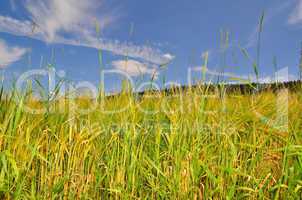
[0, 81, 301, 199]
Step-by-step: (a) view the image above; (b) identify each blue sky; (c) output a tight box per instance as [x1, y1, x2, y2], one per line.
[0, 0, 301, 92]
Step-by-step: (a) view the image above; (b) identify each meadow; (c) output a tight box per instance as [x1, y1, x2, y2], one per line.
[0, 80, 301, 199]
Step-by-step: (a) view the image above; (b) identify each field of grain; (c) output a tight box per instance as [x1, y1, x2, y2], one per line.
[0, 82, 301, 199]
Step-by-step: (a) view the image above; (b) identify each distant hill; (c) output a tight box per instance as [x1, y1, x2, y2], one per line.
[106, 80, 302, 98]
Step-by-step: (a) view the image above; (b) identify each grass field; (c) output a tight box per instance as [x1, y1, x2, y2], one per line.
[0, 81, 301, 199]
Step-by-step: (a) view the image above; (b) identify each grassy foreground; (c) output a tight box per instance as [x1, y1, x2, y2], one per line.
[0, 84, 302, 199]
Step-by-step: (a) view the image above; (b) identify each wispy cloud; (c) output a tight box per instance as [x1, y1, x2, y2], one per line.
[0, 39, 27, 68]
[0, 0, 174, 65]
[192, 67, 298, 83]
[192, 67, 246, 81]
[25, 0, 113, 42]
[288, 0, 302, 24]
[112, 59, 159, 79]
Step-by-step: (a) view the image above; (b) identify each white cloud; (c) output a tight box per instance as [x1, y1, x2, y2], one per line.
[0, 0, 174, 65]
[112, 59, 159, 78]
[192, 67, 298, 83]
[0, 39, 27, 68]
[163, 54, 175, 62]
[0, 16, 34, 37]
[25, 0, 112, 42]
[192, 67, 247, 81]
[289, 0, 302, 24]
[258, 74, 298, 83]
